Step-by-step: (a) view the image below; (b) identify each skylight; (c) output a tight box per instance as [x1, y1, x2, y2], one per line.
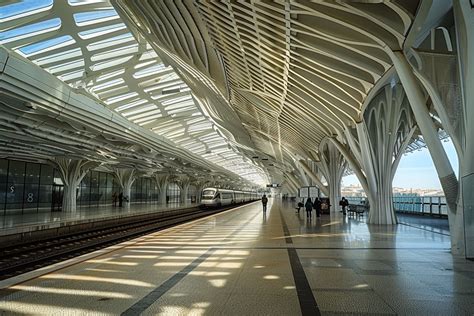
[18, 35, 75, 56]
[73, 10, 118, 26]
[1, 0, 53, 23]
[78, 23, 126, 40]
[0, 18, 61, 44]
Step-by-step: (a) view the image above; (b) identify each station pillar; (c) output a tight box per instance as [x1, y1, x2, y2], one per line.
[112, 168, 137, 206]
[454, 1, 474, 258]
[154, 174, 169, 205]
[317, 142, 346, 213]
[52, 158, 100, 212]
[389, 50, 463, 254]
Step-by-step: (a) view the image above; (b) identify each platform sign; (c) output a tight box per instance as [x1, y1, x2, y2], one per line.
[266, 184, 281, 188]
[299, 186, 319, 198]
[298, 187, 307, 198]
[309, 186, 319, 197]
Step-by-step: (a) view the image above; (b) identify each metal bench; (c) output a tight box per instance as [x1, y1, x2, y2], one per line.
[347, 204, 368, 218]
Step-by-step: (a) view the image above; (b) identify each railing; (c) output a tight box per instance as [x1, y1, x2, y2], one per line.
[345, 196, 447, 216]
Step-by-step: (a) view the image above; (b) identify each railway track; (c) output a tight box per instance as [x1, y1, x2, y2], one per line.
[0, 203, 249, 280]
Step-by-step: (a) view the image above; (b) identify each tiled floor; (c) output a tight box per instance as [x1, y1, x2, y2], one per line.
[0, 199, 472, 315]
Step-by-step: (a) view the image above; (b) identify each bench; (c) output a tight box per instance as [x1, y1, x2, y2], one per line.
[347, 204, 368, 218]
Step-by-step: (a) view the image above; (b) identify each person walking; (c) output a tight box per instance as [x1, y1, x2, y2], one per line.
[305, 198, 313, 219]
[339, 197, 349, 215]
[261, 194, 268, 213]
[313, 197, 322, 217]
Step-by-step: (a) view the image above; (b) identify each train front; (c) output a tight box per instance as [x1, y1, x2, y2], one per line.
[200, 188, 218, 208]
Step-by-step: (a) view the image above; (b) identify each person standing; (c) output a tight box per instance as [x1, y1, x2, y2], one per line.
[119, 192, 124, 207]
[305, 198, 313, 218]
[339, 197, 349, 215]
[261, 194, 268, 213]
[314, 197, 322, 217]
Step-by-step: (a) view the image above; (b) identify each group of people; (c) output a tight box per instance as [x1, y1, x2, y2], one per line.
[112, 192, 125, 207]
[260, 194, 350, 218]
[299, 197, 323, 218]
[296, 196, 350, 218]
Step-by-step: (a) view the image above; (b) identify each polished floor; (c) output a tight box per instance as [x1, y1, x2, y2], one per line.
[0, 203, 198, 235]
[0, 199, 472, 315]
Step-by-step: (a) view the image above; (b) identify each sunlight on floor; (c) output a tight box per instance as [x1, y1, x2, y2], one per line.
[40, 274, 154, 287]
[11, 285, 132, 298]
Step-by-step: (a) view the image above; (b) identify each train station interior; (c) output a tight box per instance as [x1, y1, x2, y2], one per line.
[1, 0, 474, 315]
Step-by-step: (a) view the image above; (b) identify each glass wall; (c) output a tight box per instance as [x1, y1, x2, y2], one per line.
[0, 158, 179, 214]
[130, 177, 159, 204]
[77, 171, 121, 208]
[0, 159, 56, 214]
[167, 182, 181, 204]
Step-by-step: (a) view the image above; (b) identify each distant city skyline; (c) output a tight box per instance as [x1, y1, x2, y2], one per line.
[342, 138, 458, 190]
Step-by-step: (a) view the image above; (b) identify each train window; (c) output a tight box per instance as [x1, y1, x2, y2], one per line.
[202, 190, 215, 196]
[215, 193, 220, 199]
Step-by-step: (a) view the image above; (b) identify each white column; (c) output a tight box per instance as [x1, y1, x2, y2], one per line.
[52, 158, 100, 212]
[454, 1, 474, 258]
[389, 50, 463, 253]
[176, 175, 191, 204]
[330, 138, 371, 203]
[389, 51, 458, 207]
[317, 142, 346, 213]
[154, 174, 169, 205]
[112, 168, 137, 205]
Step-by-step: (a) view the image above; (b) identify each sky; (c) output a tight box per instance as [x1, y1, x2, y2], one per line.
[342, 138, 458, 190]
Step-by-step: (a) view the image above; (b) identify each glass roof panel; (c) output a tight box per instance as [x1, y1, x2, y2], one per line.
[68, 0, 107, 6]
[90, 44, 138, 62]
[59, 69, 84, 81]
[78, 23, 126, 39]
[134, 112, 162, 123]
[34, 47, 82, 66]
[46, 59, 84, 74]
[18, 35, 75, 56]
[1, 0, 53, 22]
[73, 10, 118, 26]
[134, 64, 167, 79]
[0, 18, 61, 44]
[87, 33, 134, 51]
[90, 55, 132, 71]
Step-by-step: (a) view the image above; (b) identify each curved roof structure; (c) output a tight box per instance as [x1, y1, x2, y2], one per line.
[112, 0, 421, 182]
[1, 0, 267, 186]
[1, 0, 456, 189]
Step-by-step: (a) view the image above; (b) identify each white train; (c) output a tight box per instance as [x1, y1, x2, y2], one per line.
[200, 187, 259, 208]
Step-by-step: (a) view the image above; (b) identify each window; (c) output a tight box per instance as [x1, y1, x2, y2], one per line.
[202, 189, 215, 196]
